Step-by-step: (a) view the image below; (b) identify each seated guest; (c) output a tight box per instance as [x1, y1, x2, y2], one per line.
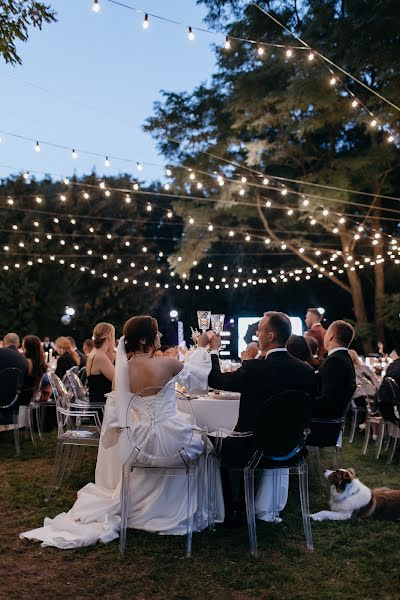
[19, 335, 48, 405]
[305, 308, 327, 359]
[287, 334, 319, 369]
[82, 338, 94, 356]
[42, 336, 56, 357]
[67, 336, 86, 368]
[86, 322, 115, 403]
[0, 332, 28, 378]
[54, 336, 81, 380]
[200, 312, 316, 522]
[304, 334, 319, 359]
[348, 349, 379, 407]
[312, 320, 356, 419]
[241, 341, 260, 361]
[386, 347, 400, 386]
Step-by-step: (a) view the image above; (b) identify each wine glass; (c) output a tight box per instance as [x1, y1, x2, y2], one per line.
[197, 310, 211, 333]
[211, 314, 225, 334]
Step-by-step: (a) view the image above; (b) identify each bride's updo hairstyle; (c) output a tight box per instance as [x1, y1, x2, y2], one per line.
[123, 316, 158, 354]
[92, 322, 115, 349]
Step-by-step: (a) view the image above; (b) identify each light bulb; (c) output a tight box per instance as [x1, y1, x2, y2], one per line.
[166, 168, 172, 176]
[167, 210, 173, 218]
[388, 134, 394, 143]
[257, 45, 264, 56]
[63, 178, 69, 185]
[286, 49, 293, 58]
[351, 99, 358, 108]
[370, 119, 377, 127]
[265, 200, 272, 207]
[281, 188, 288, 195]
[72, 149, 78, 159]
[239, 188, 245, 196]
[164, 183, 170, 191]
[241, 176, 247, 183]
[188, 217, 194, 225]
[197, 181, 202, 189]
[83, 192, 90, 199]
[92, 0, 100, 14]
[23, 171, 30, 180]
[104, 156, 110, 167]
[263, 177, 269, 185]
[208, 224, 214, 231]
[188, 27, 195, 41]
[329, 77, 337, 86]
[142, 13, 149, 29]
[308, 52, 314, 61]
[224, 36, 231, 50]
[35, 141, 41, 153]
[146, 203, 152, 212]
[189, 172, 195, 180]
[136, 161, 143, 171]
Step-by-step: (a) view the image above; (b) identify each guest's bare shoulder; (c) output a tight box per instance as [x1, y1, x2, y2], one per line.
[161, 357, 184, 376]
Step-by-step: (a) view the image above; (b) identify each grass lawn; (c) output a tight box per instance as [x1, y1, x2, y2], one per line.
[1, 429, 399, 600]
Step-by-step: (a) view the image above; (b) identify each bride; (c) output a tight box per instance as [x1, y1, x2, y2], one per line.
[21, 315, 224, 548]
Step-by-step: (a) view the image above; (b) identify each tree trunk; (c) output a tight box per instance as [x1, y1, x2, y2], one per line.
[372, 200, 385, 345]
[340, 231, 372, 353]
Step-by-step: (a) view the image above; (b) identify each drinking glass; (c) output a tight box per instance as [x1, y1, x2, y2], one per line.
[211, 314, 225, 334]
[197, 310, 211, 333]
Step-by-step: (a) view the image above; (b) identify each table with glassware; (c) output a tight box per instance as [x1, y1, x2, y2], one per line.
[177, 391, 240, 433]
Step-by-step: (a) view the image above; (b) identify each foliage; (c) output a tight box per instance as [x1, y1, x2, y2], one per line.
[145, 0, 400, 338]
[0, 174, 170, 340]
[381, 293, 400, 334]
[0, 0, 56, 65]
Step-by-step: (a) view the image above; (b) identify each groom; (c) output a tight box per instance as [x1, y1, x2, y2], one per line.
[198, 311, 317, 521]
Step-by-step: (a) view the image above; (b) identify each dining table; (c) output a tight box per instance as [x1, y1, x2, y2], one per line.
[177, 390, 240, 433]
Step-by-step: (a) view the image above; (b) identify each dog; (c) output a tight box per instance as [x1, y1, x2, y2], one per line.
[311, 468, 400, 521]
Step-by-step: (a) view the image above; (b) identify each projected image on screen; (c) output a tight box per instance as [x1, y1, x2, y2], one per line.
[238, 316, 303, 356]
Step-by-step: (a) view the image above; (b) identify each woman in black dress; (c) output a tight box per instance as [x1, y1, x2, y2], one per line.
[20, 335, 48, 405]
[86, 322, 115, 404]
[55, 336, 81, 380]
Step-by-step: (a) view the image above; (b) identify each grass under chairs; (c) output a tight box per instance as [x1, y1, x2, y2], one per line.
[1, 430, 399, 600]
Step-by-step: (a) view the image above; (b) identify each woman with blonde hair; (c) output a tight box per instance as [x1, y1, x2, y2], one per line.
[86, 322, 115, 403]
[54, 336, 81, 380]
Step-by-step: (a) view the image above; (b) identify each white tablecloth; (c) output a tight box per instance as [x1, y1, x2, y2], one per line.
[177, 393, 240, 432]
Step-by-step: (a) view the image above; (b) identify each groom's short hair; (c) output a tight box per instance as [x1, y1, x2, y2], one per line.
[263, 311, 292, 346]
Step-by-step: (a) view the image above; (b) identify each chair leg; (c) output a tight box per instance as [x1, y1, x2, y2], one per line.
[362, 419, 371, 455]
[349, 410, 357, 443]
[45, 441, 64, 502]
[244, 467, 258, 557]
[376, 422, 385, 459]
[333, 446, 342, 469]
[384, 423, 391, 451]
[298, 464, 314, 551]
[387, 428, 398, 465]
[12, 413, 21, 456]
[28, 408, 37, 447]
[35, 406, 43, 441]
[185, 469, 194, 558]
[119, 463, 132, 555]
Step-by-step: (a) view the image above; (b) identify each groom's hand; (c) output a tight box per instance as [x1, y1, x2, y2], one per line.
[209, 334, 222, 351]
[197, 333, 210, 348]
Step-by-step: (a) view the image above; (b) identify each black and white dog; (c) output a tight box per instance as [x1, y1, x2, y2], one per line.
[311, 468, 400, 521]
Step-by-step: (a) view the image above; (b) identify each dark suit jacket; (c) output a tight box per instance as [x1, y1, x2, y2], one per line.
[386, 358, 400, 387]
[209, 350, 317, 441]
[312, 349, 356, 419]
[0, 346, 28, 379]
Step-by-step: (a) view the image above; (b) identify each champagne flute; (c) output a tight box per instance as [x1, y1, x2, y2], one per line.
[197, 310, 211, 333]
[211, 314, 225, 334]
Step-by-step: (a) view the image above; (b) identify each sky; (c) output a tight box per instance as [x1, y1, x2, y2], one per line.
[0, 0, 217, 184]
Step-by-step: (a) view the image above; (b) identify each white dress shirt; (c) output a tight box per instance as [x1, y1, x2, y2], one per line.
[264, 348, 288, 358]
[327, 347, 348, 356]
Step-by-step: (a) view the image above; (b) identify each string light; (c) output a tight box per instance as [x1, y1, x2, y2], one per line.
[142, 13, 149, 29]
[72, 149, 78, 159]
[224, 36, 231, 50]
[92, 0, 100, 14]
[286, 49, 293, 58]
[34, 141, 41, 153]
[308, 52, 314, 61]
[136, 161, 143, 171]
[164, 183, 170, 191]
[257, 45, 264, 56]
[166, 168, 172, 177]
[104, 156, 110, 167]
[188, 27, 195, 41]
[263, 178, 269, 185]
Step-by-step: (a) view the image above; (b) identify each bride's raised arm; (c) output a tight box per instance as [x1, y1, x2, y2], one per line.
[176, 344, 211, 395]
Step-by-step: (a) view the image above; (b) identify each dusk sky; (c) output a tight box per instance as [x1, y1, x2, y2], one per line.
[0, 0, 217, 184]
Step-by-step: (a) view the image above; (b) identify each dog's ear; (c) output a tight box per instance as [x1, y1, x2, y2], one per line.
[347, 468, 356, 479]
[343, 471, 352, 481]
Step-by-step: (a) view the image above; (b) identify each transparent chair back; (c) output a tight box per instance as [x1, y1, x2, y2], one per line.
[65, 370, 88, 405]
[119, 386, 206, 557]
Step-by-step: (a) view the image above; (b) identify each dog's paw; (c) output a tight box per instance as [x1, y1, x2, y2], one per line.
[310, 511, 325, 522]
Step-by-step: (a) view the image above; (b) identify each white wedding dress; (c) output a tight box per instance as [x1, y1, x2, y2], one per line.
[21, 339, 224, 549]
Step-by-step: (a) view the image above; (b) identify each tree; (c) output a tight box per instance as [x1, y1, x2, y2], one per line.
[0, 0, 56, 65]
[0, 173, 170, 339]
[145, 0, 400, 350]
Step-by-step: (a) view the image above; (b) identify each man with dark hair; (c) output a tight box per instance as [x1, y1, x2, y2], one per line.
[198, 311, 316, 522]
[305, 308, 326, 359]
[311, 320, 356, 425]
[0, 332, 28, 377]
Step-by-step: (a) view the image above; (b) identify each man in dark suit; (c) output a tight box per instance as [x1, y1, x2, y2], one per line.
[198, 312, 317, 521]
[386, 350, 400, 387]
[312, 320, 356, 419]
[0, 332, 28, 377]
[0, 333, 28, 424]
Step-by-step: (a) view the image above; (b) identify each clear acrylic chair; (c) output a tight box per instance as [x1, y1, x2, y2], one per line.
[45, 372, 102, 501]
[0, 367, 24, 455]
[65, 369, 105, 417]
[362, 377, 399, 461]
[348, 384, 364, 443]
[119, 387, 210, 558]
[215, 390, 313, 557]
